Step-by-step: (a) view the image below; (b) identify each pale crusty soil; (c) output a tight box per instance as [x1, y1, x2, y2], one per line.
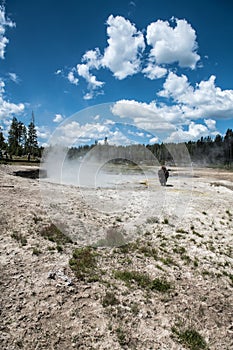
[0, 164, 232, 350]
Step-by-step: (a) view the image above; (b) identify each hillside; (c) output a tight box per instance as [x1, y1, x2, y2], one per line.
[0, 164, 232, 350]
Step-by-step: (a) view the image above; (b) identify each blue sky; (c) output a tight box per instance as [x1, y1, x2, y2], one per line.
[0, 0, 233, 146]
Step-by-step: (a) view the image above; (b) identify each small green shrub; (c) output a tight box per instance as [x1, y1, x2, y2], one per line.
[173, 246, 186, 255]
[69, 246, 97, 279]
[56, 245, 63, 252]
[130, 302, 139, 315]
[138, 245, 158, 259]
[150, 278, 171, 292]
[114, 270, 151, 289]
[116, 327, 127, 346]
[160, 257, 174, 266]
[192, 230, 204, 238]
[176, 228, 188, 234]
[172, 327, 208, 350]
[33, 215, 43, 224]
[11, 232, 27, 246]
[114, 270, 171, 292]
[32, 247, 42, 256]
[102, 292, 119, 307]
[40, 223, 72, 245]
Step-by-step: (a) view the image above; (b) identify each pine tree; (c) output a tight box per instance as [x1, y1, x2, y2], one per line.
[8, 117, 23, 156]
[224, 128, 233, 165]
[27, 111, 39, 156]
[0, 127, 6, 149]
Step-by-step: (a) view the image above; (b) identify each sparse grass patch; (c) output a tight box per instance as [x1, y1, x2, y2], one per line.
[160, 257, 175, 266]
[40, 223, 72, 245]
[115, 217, 122, 222]
[175, 234, 184, 240]
[192, 230, 204, 238]
[102, 291, 119, 307]
[114, 270, 151, 289]
[32, 215, 43, 224]
[32, 247, 42, 256]
[130, 302, 139, 315]
[173, 246, 186, 255]
[222, 271, 233, 285]
[172, 326, 208, 350]
[116, 327, 128, 346]
[202, 270, 211, 277]
[176, 228, 188, 234]
[150, 277, 171, 292]
[114, 269, 171, 292]
[69, 246, 97, 279]
[138, 245, 158, 259]
[56, 245, 63, 252]
[181, 254, 192, 264]
[11, 232, 27, 246]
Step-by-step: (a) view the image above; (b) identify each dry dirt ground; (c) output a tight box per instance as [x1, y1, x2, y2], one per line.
[0, 164, 232, 350]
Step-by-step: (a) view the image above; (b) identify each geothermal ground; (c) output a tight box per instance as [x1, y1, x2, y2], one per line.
[0, 163, 232, 350]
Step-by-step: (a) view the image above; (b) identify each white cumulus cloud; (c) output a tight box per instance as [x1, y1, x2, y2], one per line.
[142, 63, 167, 80]
[0, 6, 15, 59]
[158, 72, 233, 119]
[67, 71, 79, 85]
[53, 114, 64, 123]
[146, 18, 200, 69]
[165, 121, 215, 143]
[0, 79, 24, 120]
[0, 8, 24, 121]
[67, 15, 201, 99]
[101, 15, 145, 79]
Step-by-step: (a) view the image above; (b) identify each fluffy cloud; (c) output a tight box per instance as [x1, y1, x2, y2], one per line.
[52, 121, 109, 145]
[36, 126, 51, 141]
[0, 6, 15, 59]
[165, 121, 216, 143]
[158, 72, 233, 119]
[101, 15, 145, 79]
[111, 99, 182, 132]
[67, 15, 201, 99]
[0, 8, 24, 121]
[67, 71, 79, 85]
[50, 118, 157, 147]
[204, 119, 216, 130]
[53, 114, 64, 123]
[76, 48, 105, 99]
[0, 80, 24, 120]
[111, 72, 232, 142]
[142, 63, 167, 80]
[111, 95, 225, 142]
[146, 18, 200, 69]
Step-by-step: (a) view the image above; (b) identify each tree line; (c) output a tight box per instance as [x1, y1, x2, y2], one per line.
[67, 128, 233, 167]
[147, 129, 233, 166]
[0, 114, 232, 167]
[0, 113, 42, 159]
